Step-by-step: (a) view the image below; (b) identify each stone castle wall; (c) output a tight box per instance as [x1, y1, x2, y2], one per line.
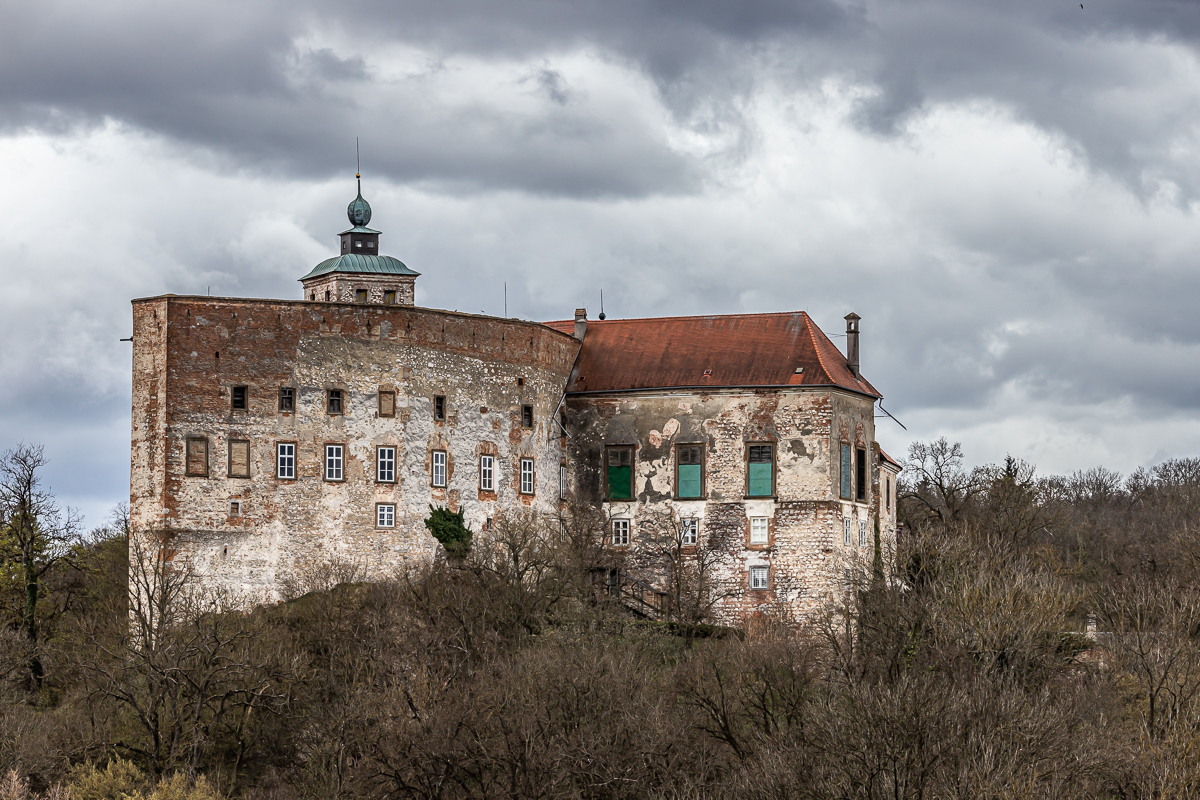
[564, 388, 888, 625]
[130, 295, 579, 602]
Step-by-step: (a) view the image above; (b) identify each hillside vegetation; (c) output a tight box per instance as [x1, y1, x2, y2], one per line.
[4, 439, 1200, 799]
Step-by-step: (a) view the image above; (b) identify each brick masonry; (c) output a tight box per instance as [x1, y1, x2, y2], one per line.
[130, 295, 578, 602]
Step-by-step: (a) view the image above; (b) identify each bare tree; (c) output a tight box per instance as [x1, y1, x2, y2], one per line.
[80, 535, 298, 777]
[902, 438, 988, 528]
[637, 508, 735, 627]
[0, 444, 81, 686]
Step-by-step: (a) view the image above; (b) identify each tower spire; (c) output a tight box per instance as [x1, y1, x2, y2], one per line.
[347, 138, 372, 228]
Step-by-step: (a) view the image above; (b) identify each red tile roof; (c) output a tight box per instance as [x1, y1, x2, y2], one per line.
[542, 311, 880, 397]
[878, 447, 902, 470]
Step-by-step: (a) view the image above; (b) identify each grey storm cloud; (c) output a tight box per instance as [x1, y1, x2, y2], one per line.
[3, 0, 1198, 196]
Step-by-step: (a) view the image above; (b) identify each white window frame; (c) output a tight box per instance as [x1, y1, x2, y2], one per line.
[859, 519, 868, 548]
[843, 517, 852, 546]
[432, 450, 447, 487]
[377, 447, 396, 483]
[520, 458, 535, 495]
[229, 500, 241, 516]
[750, 516, 769, 544]
[559, 464, 568, 499]
[612, 518, 631, 546]
[277, 443, 296, 480]
[324, 445, 344, 481]
[682, 518, 698, 546]
[750, 565, 769, 590]
[480, 455, 494, 491]
[377, 503, 395, 529]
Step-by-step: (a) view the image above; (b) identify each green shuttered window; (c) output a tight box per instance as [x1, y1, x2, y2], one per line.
[747, 444, 773, 497]
[677, 445, 703, 498]
[606, 447, 634, 501]
[840, 444, 852, 499]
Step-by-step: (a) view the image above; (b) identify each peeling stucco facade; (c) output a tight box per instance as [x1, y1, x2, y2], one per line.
[565, 387, 897, 624]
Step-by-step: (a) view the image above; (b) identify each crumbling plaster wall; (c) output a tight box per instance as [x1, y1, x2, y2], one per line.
[565, 388, 884, 624]
[130, 296, 578, 602]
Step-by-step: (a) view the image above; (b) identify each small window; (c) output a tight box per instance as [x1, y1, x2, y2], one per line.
[559, 464, 568, 500]
[434, 395, 446, 420]
[677, 444, 703, 498]
[378, 391, 395, 417]
[185, 437, 209, 477]
[355, 289, 368, 303]
[479, 455, 494, 492]
[605, 447, 634, 501]
[432, 450, 447, 487]
[859, 519, 868, 548]
[750, 565, 769, 590]
[521, 405, 534, 429]
[279, 387, 295, 413]
[377, 447, 396, 483]
[886, 477, 891, 512]
[228, 439, 250, 478]
[520, 458, 535, 495]
[355, 241, 363, 248]
[747, 444, 774, 497]
[485, 517, 493, 532]
[682, 518, 698, 546]
[325, 445, 344, 481]
[367, 241, 375, 249]
[377, 504, 395, 529]
[840, 444, 852, 499]
[277, 443, 296, 479]
[384, 290, 396, 305]
[843, 517, 852, 546]
[325, 290, 331, 301]
[342, 241, 348, 252]
[856, 447, 867, 502]
[229, 500, 241, 516]
[612, 519, 631, 546]
[750, 516, 769, 545]
[231, 385, 247, 411]
[327, 389, 344, 415]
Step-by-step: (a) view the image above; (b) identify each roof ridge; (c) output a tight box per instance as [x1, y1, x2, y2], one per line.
[543, 310, 811, 326]
[805, 314, 839, 385]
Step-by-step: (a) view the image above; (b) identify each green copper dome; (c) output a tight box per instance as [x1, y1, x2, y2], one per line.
[300, 254, 420, 281]
[347, 176, 372, 227]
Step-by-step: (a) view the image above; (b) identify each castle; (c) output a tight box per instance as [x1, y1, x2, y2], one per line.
[129, 179, 900, 624]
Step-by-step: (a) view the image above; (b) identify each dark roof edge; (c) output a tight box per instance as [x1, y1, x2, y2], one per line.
[129, 295, 582, 343]
[566, 383, 882, 400]
[543, 309, 813, 326]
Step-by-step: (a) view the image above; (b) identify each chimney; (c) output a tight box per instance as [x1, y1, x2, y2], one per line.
[844, 313, 860, 378]
[574, 308, 588, 341]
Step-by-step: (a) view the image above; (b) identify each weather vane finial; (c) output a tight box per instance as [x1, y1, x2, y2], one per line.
[356, 137, 361, 183]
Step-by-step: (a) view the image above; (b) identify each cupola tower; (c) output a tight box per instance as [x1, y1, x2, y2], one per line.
[299, 174, 420, 305]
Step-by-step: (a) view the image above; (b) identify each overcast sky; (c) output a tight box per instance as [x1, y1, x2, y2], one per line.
[3, 0, 1200, 527]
